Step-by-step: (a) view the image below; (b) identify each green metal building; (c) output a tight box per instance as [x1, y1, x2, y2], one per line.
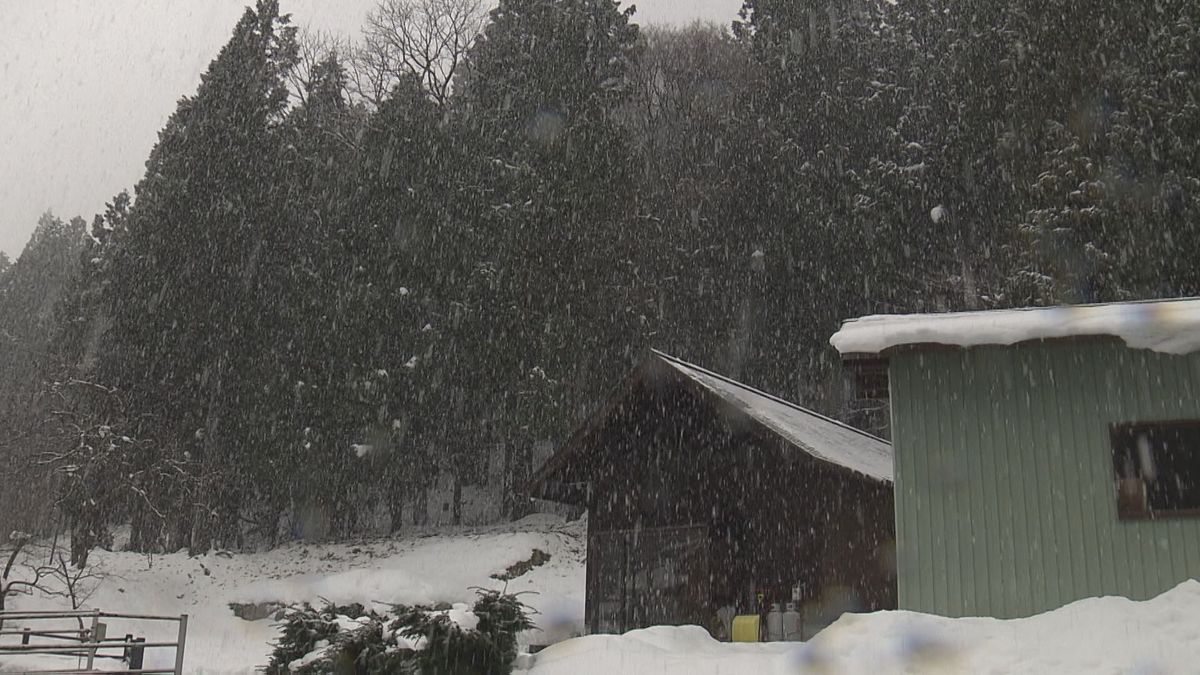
[831, 298, 1200, 618]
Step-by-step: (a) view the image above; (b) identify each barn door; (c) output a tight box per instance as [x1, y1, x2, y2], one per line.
[587, 525, 709, 634]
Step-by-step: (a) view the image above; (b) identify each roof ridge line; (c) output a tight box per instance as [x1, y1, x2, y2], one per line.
[649, 348, 888, 444]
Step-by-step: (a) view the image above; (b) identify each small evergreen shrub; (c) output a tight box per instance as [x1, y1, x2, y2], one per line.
[265, 602, 373, 674]
[264, 590, 535, 674]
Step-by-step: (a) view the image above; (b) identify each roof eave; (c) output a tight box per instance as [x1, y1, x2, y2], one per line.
[524, 354, 674, 501]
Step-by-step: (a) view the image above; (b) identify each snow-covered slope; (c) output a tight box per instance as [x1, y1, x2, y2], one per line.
[519, 579, 1200, 675]
[4, 514, 585, 674]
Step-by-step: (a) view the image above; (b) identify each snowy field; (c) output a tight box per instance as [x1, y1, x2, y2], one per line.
[3, 514, 585, 673]
[6, 515, 1200, 674]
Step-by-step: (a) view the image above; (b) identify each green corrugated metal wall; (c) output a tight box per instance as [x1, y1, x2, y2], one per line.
[889, 340, 1200, 618]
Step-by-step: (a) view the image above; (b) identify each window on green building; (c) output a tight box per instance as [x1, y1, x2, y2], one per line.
[1111, 421, 1200, 519]
[844, 358, 890, 438]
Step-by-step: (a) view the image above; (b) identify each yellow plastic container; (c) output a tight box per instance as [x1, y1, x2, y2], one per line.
[731, 614, 760, 642]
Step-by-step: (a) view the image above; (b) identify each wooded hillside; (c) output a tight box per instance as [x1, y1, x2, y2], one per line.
[2, 0, 1198, 555]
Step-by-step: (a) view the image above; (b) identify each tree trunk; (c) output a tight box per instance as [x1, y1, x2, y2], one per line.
[169, 506, 192, 553]
[388, 487, 406, 534]
[501, 440, 515, 519]
[1, 537, 29, 631]
[343, 495, 358, 537]
[960, 255, 979, 309]
[452, 469, 463, 526]
[511, 439, 534, 521]
[191, 356, 227, 555]
[414, 485, 428, 527]
[70, 521, 91, 568]
[129, 500, 155, 553]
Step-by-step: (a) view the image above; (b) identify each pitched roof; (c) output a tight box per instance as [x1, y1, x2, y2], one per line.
[831, 297, 1200, 357]
[652, 350, 893, 483]
[527, 350, 893, 502]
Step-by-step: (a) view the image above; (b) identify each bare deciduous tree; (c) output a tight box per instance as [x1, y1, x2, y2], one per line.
[1, 531, 41, 624]
[35, 379, 186, 562]
[47, 550, 106, 631]
[620, 23, 755, 159]
[287, 29, 353, 107]
[0, 532, 105, 632]
[352, 0, 488, 107]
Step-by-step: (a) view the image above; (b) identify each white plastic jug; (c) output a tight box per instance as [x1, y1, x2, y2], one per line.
[766, 603, 784, 641]
[782, 602, 802, 641]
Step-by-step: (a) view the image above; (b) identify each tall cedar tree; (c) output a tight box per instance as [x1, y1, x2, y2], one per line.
[103, 0, 298, 552]
[0, 214, 86, 535]
[449, 0, 644, 518]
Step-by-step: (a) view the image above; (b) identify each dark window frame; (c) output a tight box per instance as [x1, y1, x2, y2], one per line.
[1110, 419, 1200, 521]
[843, 358, 891, 438]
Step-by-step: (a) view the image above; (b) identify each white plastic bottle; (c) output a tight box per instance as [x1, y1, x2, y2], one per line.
[766, 603, 784, 641]
[782, 602, 802, 641]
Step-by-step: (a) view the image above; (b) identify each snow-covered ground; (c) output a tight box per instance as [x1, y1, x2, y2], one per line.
[518, 580, 1200, 675]
[3, 514, 585, 673]
[7, 514, 1200, 674]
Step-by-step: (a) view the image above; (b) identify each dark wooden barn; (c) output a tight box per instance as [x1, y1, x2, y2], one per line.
[528, 350, 896, 639]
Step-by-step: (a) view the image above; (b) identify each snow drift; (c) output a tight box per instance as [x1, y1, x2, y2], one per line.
[519, 579, 1200, 674]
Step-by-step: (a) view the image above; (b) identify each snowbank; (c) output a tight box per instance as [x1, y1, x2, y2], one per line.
[518, 625, 800, 675]
[3, 514, 585, 674]
[830, 297, 1200, 356]
[519, 580, 1200, 674]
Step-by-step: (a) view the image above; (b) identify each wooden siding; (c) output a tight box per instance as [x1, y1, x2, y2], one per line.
[582, 373, 896, 634]
[890, 340, 1200, 618]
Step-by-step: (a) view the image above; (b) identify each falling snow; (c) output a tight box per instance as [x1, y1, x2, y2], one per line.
[3, 0, 1200, 673]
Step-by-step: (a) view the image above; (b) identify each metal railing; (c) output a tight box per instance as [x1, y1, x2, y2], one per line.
[0, 609, 187, 674]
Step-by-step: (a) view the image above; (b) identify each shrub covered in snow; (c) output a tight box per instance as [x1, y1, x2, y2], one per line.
[264, 602, 374, 674]
[265, 589, 534, 674]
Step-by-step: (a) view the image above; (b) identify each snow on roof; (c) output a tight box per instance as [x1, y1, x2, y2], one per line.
[653, 350, 893, 483]
[830, 297, 1200, 357]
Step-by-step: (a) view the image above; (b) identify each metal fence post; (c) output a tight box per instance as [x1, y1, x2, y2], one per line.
[86, 608, 100, 670]
[174, 614, 189, 675]
[130, 637, 146, 669]
[1, 608, 191, 672]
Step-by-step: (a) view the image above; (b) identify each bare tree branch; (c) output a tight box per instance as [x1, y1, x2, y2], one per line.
[351, 0, 488, 107]
[288, 29, 354, 107]
[0, 535, 107, 632]
[2, 532, 32, 585]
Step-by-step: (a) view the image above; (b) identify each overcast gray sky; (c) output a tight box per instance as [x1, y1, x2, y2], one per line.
[0, 0, 740, 258]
